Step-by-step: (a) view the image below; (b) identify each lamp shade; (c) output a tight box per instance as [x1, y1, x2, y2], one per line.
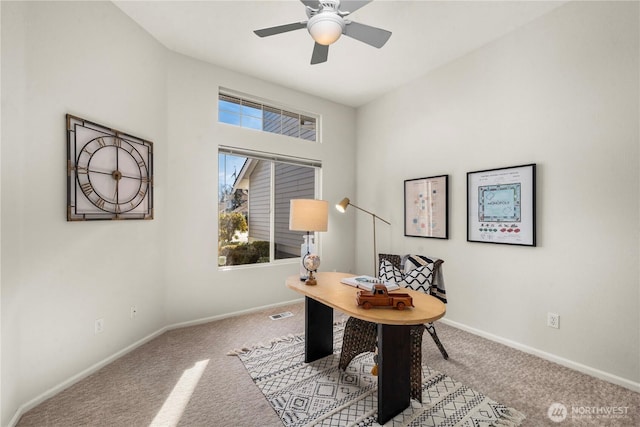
[289, 199, 329, 232]
[335, 197, 350, 213]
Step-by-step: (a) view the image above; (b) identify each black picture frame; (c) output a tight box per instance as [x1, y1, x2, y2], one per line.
[404, 175, 449, 239]
[467, 164, 536, 246]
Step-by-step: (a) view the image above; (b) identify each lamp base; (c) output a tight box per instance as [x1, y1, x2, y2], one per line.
[305, 271, 317, 286]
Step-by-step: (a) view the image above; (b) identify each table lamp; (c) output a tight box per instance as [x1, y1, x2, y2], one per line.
[289, 199, 329, 285]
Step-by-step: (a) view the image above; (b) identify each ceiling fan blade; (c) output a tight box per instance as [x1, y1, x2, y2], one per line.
[299, 0, 319, 7]
[254, 22, 307, 38]
[311, 43, 329, 64]
[340, 1, 373, 14]
[343, 21, 391, 48]
[300, 0, 371, 13]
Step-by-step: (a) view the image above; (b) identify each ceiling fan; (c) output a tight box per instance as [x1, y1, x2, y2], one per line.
[254, 0, 391, 65]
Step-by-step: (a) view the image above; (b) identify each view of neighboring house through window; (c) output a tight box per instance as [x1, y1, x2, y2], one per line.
[218, 90, 318, 142]
[218, 149, 319, 267]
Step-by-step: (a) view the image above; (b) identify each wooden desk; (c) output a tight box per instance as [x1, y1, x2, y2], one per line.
[286, 271, 446, 424]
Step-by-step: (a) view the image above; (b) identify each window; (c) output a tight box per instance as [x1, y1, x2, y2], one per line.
[218, 148, 321, 267]
[218, 90, 318, 142]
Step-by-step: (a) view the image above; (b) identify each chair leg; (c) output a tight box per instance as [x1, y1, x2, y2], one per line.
[340, 320, 426, 402]
[338, 317, 377, 370]
[410, 324, 426, 402]
[426, 322, 448, 360]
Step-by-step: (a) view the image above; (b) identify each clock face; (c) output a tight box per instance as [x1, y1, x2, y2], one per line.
[67, 115, 153, 221]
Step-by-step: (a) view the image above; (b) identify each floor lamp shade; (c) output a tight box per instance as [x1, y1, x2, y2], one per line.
[335, 197, 350, 213]
[289, 199, 329, 232]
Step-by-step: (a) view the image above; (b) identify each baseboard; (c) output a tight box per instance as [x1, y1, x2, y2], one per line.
[165, 298, 303, 330]
[439, 318, 640, 393]
[6, 298, 303, 427]
[6, 326, 168, 427]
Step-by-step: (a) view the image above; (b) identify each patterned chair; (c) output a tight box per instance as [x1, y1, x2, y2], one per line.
[374, 253, 448, 359]
[338, 253, 447, 402]
[398, 254, 448, 360]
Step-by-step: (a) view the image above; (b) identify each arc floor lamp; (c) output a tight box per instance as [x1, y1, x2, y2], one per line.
[336, 197, 390, 276]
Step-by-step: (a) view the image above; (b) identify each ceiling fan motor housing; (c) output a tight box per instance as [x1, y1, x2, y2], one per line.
[307, 12, 345, 45]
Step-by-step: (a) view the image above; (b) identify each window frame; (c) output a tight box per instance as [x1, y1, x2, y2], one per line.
[218, 88, 321, 143]
[218, 146, 323, 270]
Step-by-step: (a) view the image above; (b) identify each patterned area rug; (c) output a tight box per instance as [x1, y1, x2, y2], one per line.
[230, 322, 525, 427]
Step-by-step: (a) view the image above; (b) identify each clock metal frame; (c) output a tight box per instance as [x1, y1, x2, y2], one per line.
[67, 114, 154, 221]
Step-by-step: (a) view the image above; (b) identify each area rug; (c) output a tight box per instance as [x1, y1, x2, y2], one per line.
[230, 322, 526, 427]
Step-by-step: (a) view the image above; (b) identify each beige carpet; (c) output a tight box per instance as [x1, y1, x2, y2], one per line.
[16, 302, 639, 426]
[232, 321, 526, 426]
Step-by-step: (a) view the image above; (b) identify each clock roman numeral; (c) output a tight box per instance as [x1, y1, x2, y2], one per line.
[138, 190, 146, 199]
[77, 166, 88, 174]
[96, 138, 106, 147]
[80, 182, 93, 195]
[114, 138, 122, 148]
[95, 198, 105, 209]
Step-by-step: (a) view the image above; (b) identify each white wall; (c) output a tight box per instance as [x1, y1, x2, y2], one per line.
[1, 2, 357, 425]
[164, 52, 357, 325]
[356, 0, 639, 385]
[0, 1, 169, 425]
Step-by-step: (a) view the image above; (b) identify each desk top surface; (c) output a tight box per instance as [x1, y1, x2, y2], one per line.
[286, 272, 446, 325]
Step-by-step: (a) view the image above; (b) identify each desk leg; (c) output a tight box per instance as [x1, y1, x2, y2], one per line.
[377, 324, 411, 425]
[304, 297, 333, 363]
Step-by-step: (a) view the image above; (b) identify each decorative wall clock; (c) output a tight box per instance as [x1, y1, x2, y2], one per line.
[67, 114, 153, 221]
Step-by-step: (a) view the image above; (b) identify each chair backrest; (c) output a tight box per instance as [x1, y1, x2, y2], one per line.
[379, 253, 401, 270]
[378, 253, 402, 282]
[378, 253, 446, 303]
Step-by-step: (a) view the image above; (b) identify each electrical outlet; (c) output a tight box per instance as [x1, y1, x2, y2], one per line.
[547, 312, 560, 329]
[130, 306, 138, 319]
[95, 318, 104, 334]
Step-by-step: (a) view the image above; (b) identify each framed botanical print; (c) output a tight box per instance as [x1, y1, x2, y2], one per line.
[467, 164, 536, 246]
[404, 175, 449, 239]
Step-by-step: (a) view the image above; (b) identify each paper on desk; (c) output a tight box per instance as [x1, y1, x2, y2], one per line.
[340, 275, 400, 291]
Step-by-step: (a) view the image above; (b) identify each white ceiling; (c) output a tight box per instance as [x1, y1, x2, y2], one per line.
[113, 0, 565, 107]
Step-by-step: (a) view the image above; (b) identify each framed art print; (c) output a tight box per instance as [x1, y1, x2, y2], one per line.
[404, 175, 449, 239]
[467, 164, 536, 246]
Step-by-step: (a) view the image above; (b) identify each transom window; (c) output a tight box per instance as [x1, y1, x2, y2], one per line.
[218, 90, 318, 142]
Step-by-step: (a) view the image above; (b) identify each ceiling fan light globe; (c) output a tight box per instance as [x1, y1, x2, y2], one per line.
[308, 13, 344, 45]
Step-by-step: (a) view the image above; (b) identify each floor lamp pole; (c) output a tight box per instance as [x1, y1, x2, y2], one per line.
[346, 203, 391, 277]
[372, 215, 377, 276]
